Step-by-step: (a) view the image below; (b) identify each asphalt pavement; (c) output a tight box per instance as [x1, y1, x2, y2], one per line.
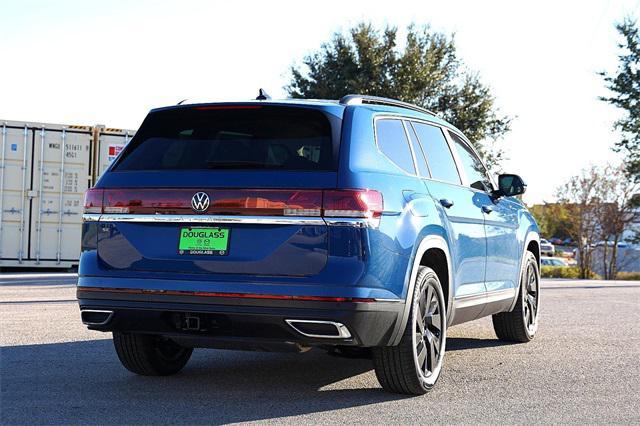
[1, 275, 639, 424]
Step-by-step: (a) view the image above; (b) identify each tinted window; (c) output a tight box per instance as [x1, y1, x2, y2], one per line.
[405, 121, 430, 177]
[448, 131, 493, 191]
[114, 106, 335, 171]
[375, 119, 416, 174]
[411, 122, 461, 184]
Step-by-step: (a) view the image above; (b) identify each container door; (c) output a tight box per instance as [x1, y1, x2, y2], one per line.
[96, 131, 132, 182]
[0, 123, 33, 263]
[29, 127, 92, 263]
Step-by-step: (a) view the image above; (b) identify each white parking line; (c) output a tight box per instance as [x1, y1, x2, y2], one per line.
[0, 273, 77, 279]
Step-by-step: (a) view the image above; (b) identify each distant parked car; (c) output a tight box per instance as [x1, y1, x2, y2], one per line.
[541, 257, 568, 267]
[595, 240, 629, 248]
[563, 238, 575, 246]
[548, 237, 563, 246]
[540, 239, 555, 256]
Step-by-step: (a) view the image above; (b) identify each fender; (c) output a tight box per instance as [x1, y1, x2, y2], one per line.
[388, 235, 454, 346]
[508, 230, 540, 312]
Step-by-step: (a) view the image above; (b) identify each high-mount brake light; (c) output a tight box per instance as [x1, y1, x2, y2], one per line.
[83, 189, 104, 214]
[323, 189, 384, 218]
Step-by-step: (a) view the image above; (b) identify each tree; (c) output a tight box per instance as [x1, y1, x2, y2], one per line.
[557, 164, 640, 280]
[593, 165, 640, 279]
[556, 166, 602, 279]
[599, 18, 640, 181]
[287, 23, 511, 169]
[529, 203, 573, 240]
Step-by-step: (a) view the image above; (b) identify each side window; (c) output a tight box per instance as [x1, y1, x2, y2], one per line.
[375, 119, 416, 174]
[411, 122, 461, 185]
[448, 131, 494, 192]
[404, 121, 431, 177]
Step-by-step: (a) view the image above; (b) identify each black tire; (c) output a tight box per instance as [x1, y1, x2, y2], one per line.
[113, 332, 193, 376]
[492, 251, 540, 342]
[372, 266, 447, 395]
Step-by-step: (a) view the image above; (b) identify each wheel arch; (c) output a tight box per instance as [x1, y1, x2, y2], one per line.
[388, 235, 453, 346]
[508, 230, 540, 312]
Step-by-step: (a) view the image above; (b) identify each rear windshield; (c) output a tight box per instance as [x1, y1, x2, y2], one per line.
[114, 105, 338, 171]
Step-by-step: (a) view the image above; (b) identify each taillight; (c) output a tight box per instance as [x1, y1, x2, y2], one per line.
[323, 189, 383, 218]
[103, 189, 190, 214]
[89, 188, 383, 219]
[83, 188, 103, 214]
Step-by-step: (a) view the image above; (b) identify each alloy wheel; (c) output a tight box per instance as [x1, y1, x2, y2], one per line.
[412, 279, 445, 383]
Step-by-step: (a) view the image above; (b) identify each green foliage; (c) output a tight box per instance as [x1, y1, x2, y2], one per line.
[540, 266, 600, 279]
[287, 23, 511, 168]
[615, 271, 640, 281]
[529, 203, 574, 240]
[600, 18, 640, 181]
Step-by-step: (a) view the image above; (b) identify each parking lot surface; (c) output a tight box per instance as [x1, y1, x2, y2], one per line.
[1, 275, 639, 424]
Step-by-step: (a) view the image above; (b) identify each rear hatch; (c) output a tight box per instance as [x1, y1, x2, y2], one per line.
[89, 103, 354, 277]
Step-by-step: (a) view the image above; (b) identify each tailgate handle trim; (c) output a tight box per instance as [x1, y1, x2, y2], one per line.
[83, 214, 377, 228]
[84, 213, 326, 226]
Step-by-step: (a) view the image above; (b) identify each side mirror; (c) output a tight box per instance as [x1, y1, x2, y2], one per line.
[495, 174, 527, 197]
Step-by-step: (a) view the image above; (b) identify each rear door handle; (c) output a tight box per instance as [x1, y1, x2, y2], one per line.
[440, 199, 454, 208]
[482, 205, 493, 214]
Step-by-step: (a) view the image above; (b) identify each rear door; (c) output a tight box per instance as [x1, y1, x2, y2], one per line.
[94, 105, 341, 278]
[410, 121, 487, 323]
[0, 123, 31, 263]
[30, 126, 92, 263]
[447, 131, 519, 310]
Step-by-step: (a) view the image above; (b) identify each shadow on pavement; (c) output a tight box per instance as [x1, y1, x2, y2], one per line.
[1, 339, 406, 424]
[447, 337, 516, 351]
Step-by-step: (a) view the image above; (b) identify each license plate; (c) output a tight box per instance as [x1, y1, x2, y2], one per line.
[178, 227, 229, 256]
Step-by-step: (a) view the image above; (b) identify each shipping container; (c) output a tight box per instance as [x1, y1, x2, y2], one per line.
[0, 119, 135, 268]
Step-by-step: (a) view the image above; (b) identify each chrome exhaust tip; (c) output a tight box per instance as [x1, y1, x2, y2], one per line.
[81, 309, 114, 326]
[285, 319, 352, 339]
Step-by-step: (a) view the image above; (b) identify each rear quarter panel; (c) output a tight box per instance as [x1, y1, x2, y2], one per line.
[336, 106, 452, 300]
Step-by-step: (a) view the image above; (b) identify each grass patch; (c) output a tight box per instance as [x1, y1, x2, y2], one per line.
[615, 271, 640, 281]
[540, 266, 600, 279]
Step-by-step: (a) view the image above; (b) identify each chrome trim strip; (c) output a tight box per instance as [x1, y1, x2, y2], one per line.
[485, 288, 517, 304]
[453, 288, 516, 309]
[324, 217, 379, 228]
[82, 214, 102, 222]
[452, 292, 485, 309]
[83, 214, 383, 227]
[80, 309, 114, 326]
[285, 319, 352, 339]
[94, 214, 326, 226]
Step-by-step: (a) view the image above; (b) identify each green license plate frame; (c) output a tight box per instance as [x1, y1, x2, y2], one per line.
[178, 227, 230, 256]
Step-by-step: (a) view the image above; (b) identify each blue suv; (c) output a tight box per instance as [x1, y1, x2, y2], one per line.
[78, 94, 540, 395]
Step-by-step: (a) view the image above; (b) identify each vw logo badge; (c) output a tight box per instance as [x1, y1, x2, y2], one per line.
[191, 192, 210, 213]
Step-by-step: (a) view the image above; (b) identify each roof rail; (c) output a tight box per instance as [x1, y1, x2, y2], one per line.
[339, 94, 436, 116]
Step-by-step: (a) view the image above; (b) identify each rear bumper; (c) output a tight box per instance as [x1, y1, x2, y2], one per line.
[77, 288, 404, 349]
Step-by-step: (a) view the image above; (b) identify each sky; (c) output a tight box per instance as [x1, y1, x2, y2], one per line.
[1, 0, 638, 204]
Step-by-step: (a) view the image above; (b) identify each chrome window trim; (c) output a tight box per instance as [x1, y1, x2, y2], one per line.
[445, 129, 496, 192]
[372, 115, 418, 177]
[82, 214, 380, 228]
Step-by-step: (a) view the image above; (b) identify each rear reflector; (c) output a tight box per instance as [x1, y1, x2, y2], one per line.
[84, 188, 383, 219]
[78, 287, 377, 303]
